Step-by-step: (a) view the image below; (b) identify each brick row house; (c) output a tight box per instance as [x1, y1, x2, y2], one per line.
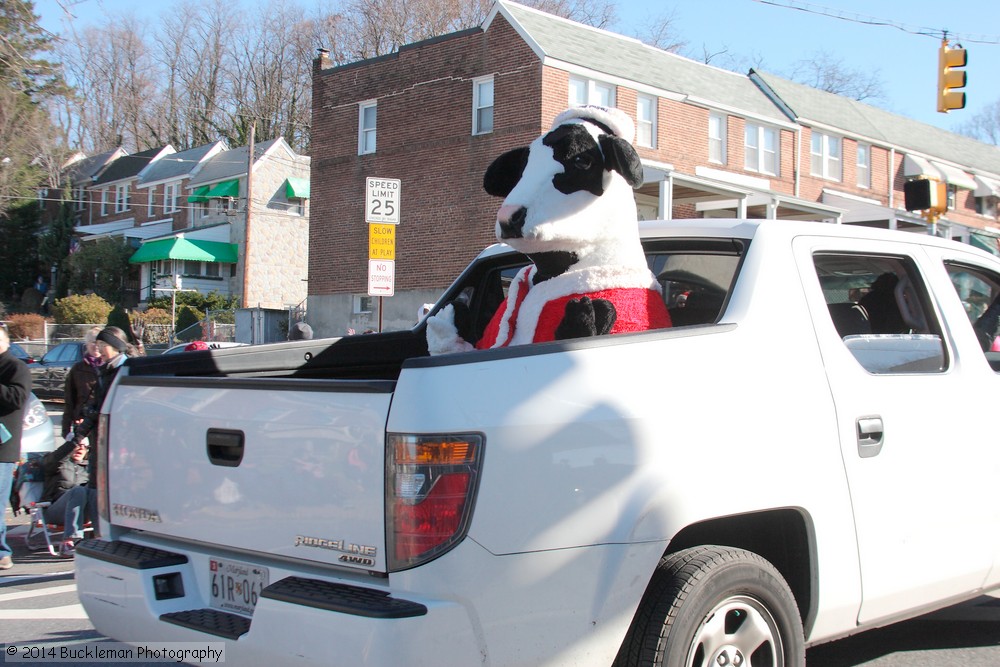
[43, 138, 311, 313]
[309, 0, 1000, 336]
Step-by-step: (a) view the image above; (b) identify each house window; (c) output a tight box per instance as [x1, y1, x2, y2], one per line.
[709, 112, 727, 165]
[115, 183, 130, 213]
[164, 182, 180, 212]
[147, 187, 156, 217]
[205, 262, 221, 278]
[100, 188, 109, 216]
[472, 76, 494, 135]
[74, 186, 86, 211]
[856, 143, 871, 189]
[353, 294, 374, 314]
[358, 100, 377, 155]
[976, 196, 997, 218]
[568, 76, 615, 107]
[745, 123, 779, 176]
[810, 131, 842, 181]
[184, 260, 201, 275]
[200, 200, 211, 219]
[636, 94, 656, 148]
[947, 184, 957, 210]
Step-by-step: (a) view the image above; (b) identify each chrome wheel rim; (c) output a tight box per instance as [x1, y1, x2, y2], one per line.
[685, 595, 783, 667]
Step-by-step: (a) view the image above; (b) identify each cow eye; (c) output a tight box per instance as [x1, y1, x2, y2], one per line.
[571, 154, 593, 170]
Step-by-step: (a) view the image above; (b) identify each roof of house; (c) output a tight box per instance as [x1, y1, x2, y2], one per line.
[138, 141, 226, 186]
[187, 137, 284, 188]
[63, 148, 125, 187]
[751, 70, 1000, 177]
[92, 145, 174, 187]
[492, 1, 790, 125]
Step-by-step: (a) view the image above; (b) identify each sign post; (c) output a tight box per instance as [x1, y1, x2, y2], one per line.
[365, 178, 400, 332]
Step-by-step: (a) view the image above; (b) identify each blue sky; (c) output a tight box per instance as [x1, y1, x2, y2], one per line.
[33, 0, 1000, 134]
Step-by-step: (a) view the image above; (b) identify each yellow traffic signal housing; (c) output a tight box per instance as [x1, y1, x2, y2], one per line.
[904, 178, 947, 214]
[937, 40, 967, 113]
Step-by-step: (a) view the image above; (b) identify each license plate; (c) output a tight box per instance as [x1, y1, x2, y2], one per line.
[208, 558, 269, 617]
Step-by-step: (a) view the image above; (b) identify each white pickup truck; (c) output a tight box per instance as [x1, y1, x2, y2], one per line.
[76, 219, 1000, 667]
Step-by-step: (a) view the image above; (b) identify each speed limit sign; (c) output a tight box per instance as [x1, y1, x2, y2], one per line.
[365, 177, 401, 224]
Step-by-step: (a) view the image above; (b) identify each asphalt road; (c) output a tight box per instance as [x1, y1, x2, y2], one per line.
[2, 402, 997, 666]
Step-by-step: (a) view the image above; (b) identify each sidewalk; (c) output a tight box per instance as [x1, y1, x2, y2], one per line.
[1, 506, 78, 580]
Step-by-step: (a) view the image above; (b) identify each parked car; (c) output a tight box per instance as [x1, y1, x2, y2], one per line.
[28, 341, 85, 400]
[9, 342, 36, 365]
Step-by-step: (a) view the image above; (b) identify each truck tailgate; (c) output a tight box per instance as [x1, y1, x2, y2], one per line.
[105, 376, 392, 572]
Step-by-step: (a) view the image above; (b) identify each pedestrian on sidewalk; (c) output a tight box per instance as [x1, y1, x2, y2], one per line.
[0, 324, 32, 570]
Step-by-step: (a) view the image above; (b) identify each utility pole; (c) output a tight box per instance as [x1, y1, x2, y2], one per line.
[243, 122, 255, 308]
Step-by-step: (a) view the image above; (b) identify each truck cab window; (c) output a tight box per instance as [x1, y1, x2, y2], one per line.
[945, 262, 1000, 370]
[814, 253, 946, 374]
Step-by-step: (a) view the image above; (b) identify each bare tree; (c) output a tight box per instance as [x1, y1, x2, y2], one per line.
[631, 6, 686, 53]
[789, 50, 885, 103]
[61, 15, 159, 151]
[955, 99, 1000, 146]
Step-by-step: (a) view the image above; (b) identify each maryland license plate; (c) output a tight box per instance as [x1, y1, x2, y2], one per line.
[208, 557, 269, 617]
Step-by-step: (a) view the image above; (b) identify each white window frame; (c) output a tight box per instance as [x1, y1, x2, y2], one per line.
[472, 75, 494, 135]
[164, 182, 180, 212]
[115, 183, 130, 213]
[568, 76, 615, 108]
[100, 188, 109, 216]
[636, 94, 656, 148]
[358, 100, 377, 155]
[810, 131, 842, 182]
[709, 112, 727, 165]
[744, 123, 779, 176]
[976, 196, 997, 218]
[856, 143, 871, 189]
[147, 187, 156, 217]
[353, 294, 374, 314]
[74, 186, 86, 211]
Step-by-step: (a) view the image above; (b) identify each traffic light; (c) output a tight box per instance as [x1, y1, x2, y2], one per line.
[937, 39, 967, 113]
[904, 178, 947, 213]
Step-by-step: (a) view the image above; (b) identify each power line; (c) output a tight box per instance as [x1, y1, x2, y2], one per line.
[752, 0, 1000, 44]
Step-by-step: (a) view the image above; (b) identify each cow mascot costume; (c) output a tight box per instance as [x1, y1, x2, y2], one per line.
[427, 105, 671, 355]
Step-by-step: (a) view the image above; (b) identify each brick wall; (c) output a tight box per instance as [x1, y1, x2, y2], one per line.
[311, 16, 542, 297]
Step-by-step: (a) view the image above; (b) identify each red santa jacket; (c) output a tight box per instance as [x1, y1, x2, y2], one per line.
[477, 264, 671, 349]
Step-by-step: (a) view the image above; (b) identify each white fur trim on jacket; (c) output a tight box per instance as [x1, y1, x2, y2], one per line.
[492, 262, 661, 347]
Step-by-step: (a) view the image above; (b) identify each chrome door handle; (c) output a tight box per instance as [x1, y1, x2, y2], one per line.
[857, 416, 884, 458]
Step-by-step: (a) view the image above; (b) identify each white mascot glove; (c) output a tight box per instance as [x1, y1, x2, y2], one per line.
[426, 304, 475, 356]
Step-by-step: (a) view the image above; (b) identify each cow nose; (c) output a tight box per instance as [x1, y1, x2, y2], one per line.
[497, 205, 526, 239]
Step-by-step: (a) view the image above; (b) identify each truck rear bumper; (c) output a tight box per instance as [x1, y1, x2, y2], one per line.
[75, 539, 482, 667]
[76, 535, 666, 666]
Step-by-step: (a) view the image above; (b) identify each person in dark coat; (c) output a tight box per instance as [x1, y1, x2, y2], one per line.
[41, 439, 91, 557]
[70, 327, 136, 510]
[61, 326, 103, 438]
[0, 326, 32, 570]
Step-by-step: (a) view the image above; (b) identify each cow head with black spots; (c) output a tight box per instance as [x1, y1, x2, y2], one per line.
[482, 105, 646, 277]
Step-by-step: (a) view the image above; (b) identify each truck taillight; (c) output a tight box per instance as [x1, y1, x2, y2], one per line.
[386, 433, 483, 572]
[96, 413, 109, 523]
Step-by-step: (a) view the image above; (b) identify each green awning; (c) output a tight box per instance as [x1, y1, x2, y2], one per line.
[970, 233, 1000, 257]
[205, 179, 239, 199]
[129, 237, 239, 264]
[186, 185, 211, 203]
[286, 177, 310, 199]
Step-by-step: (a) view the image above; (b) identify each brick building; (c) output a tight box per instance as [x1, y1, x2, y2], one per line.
[41, 138, 310, 315]
[310, 0, 1000, 335]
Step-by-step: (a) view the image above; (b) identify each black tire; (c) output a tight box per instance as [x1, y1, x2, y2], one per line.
[614, 545, 805, 667]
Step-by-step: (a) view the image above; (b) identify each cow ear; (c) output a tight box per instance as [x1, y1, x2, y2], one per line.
[599, 135, 643, 188]
[483, 147, 529, 197]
